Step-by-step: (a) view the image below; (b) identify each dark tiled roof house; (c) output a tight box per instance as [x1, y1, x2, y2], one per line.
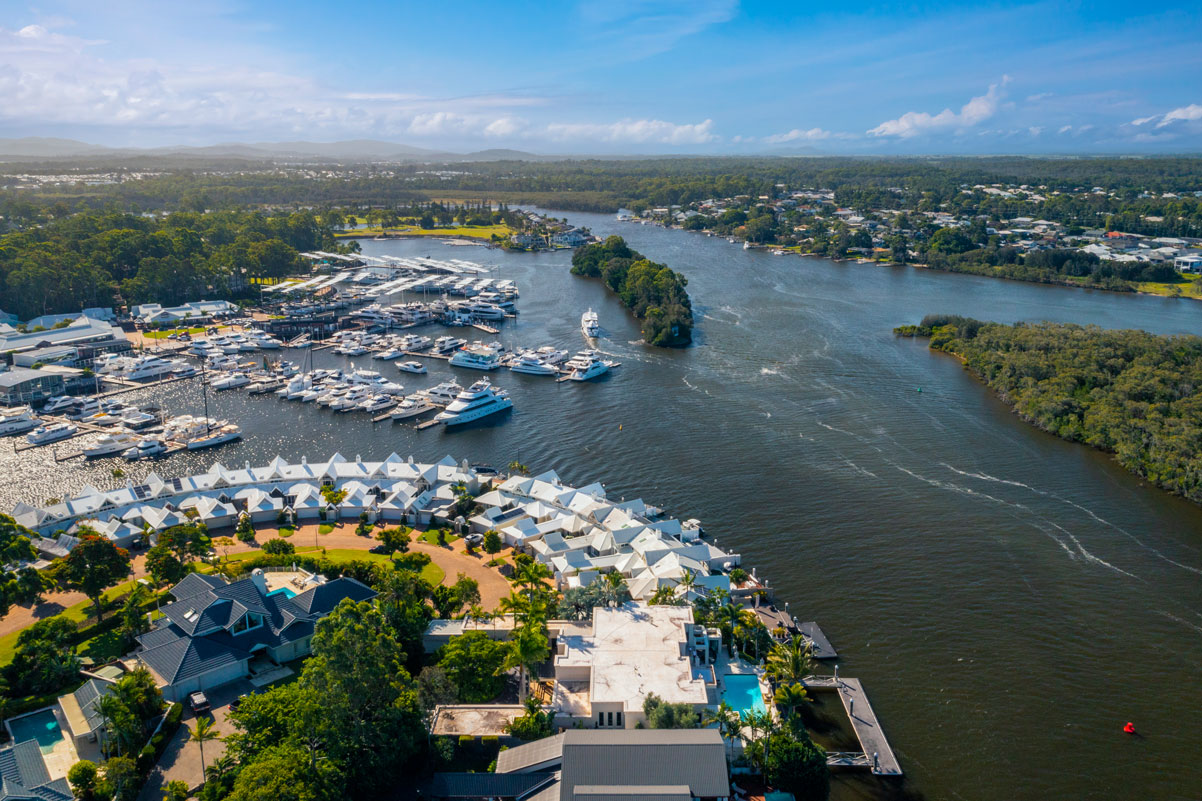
[136, 569, 375, 701]
[0, 740, 71, 801]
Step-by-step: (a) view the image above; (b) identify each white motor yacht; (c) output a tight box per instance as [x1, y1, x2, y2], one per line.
[434, 336, 466, 354]
[41, 396, 76, 414]
[26, 422, 78, 445]
[119, 408, 158, 429]
[563, 350, 611, 381]
[316, 385, 350, 406]
[211, 372, 251, 391]
[83, 429, 140, 458]
[390, 396, 436, 420]
[398, 334, 432, 351]
[509, 352, 558, 376]
[122, 437, 167, 460]
[449, 348, 501, 371]
[65, 398, 102, 420]
[418, 381, 464, 405]
[535, 347, 571, 365]
[0, 407, 39, 436]
[397, 360, 427, 374]
[434, 380, 513, 427]
[581, 308, 600, 338]
[332, 387, 371, 411]
[374, 347, 404, 361]
[359, 394, 397, 413]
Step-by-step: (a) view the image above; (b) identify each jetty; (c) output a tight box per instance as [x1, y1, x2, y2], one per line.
[805, 675, 902, 776]
[798, 621, 838, 660]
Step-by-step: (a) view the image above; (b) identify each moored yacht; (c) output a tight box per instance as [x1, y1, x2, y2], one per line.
[186, 422, 242, 450]
[211, 372, 251, 391]
[434, 380, 513, 427]
[509, 352, 558, 376]
[563, 350, 611, 381]
[83, 429, 140, 458]
[26, 422, 78, 445]
[397, 360, 427, 374]
[41, 396, 76, 414]
[449, 348, 501, 371]
[0, 407, 39, 436]
[123, 437, 167, 460]
[418, 381, 464, 405]
[390, 396, 436, 420]
[434, 336, 466, 354]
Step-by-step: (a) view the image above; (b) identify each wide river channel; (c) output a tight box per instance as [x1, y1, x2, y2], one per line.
[3, 210, 1201, 800]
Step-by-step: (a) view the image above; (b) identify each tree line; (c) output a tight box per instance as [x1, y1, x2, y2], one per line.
[897, 316, 1202, 505]
[571, 236, 694, 347]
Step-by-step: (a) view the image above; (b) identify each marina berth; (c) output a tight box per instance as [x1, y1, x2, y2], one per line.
[434, 380, 513, 426]
[0, 406, 39, 436]
[449, 347, 502, 371]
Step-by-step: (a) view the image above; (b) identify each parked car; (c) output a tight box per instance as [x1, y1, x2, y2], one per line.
[229, 694, 248, 712]
[369, 544, 391, 555]
[464, 532, 484, 546]
[188, 691, 211, 714]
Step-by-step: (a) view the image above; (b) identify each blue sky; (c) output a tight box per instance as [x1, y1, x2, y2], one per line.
[1, 0, 1201, 153]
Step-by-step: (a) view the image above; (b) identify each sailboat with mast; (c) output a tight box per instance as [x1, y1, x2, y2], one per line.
[187, 358, 243, 450]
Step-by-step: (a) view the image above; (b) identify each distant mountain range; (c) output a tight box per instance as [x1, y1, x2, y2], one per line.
[0, 137, 555, 163]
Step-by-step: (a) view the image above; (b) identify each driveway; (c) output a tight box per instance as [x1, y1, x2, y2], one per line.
[137, 679, 253, 800]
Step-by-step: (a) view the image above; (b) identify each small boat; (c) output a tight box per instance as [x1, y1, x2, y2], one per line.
[26, 422, 78, 445]
[397, 360, 427, 374]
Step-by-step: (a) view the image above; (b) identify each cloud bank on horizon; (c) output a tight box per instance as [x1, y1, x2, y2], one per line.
[0, 0, 1200, 154]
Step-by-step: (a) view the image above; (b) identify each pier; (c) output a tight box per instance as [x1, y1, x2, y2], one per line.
[798, 621, 838, 659]
[804, 675, 902, 776]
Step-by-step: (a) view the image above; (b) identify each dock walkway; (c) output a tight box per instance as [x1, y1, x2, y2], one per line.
[804, 676, 901, 776]
[798, 621, 838, 659]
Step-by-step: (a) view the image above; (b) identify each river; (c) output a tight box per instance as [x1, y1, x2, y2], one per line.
[3, 211, 1201, 800]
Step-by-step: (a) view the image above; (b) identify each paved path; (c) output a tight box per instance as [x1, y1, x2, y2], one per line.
[0, 553, 151, 639]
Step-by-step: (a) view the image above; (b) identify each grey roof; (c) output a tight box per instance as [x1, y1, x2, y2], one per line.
[0, 370, 59, 389]
[496, 733, 565, 774]
[141, 574, 375, 686]
[424, 773, 557, 799]
[559, 730, 727, 801]
[573, 786, 691, 801]
[0, 740, 71, 801]
[72, 679, 114, 734]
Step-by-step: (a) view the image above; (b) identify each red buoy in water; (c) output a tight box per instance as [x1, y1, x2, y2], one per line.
[1123, 722, 1136, 734]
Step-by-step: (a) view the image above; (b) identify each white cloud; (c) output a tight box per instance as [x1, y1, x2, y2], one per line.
[578, 0, 737, 60]
[1028, 126, 1043, 136]
[1130, 115, 1156, 126]
[1157, 103, 1202, 128]
[764, 127, 832, 143]
[545, 118, 717, 144]
[1058, 125, 1073, 134]
[868, 77, 1011, 138]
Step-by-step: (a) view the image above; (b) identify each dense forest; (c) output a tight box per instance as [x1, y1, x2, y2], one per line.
[571, 236, 694, 347]
[897, 316, 1202, 505]
[0, 209, 347, 319]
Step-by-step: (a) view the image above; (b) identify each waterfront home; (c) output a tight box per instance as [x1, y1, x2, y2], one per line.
[424, 729, 730, 801]
[0, 740, 72, 801]
[135, 569, 375, 701]
[130, 300, 237, 325]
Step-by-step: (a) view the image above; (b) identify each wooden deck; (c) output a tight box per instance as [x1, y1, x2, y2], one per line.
[805, 676, 902, 776]
[798, 621, 838, 659]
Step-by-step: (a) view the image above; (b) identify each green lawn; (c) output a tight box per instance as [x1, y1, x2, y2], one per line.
[278, 527, 296, 538]
[219, 547, 444, 586]
[318, 523, 337, 535]
[417, 529, 460, 546]
[1136, 274, 1201, 297]
[143, 326, 208, 339]
[0, 578, 153, 666]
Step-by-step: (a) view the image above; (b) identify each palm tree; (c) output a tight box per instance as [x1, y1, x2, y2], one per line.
[773, 682, 810, 720]
[501, 626, 550, 701]
[765, 636, 814, 686]
[601, 572, 628, 607]
[677, 569, 698, 600]
[205, 754, 236, 788]
[703, 701, 742, 757]
[187, 716, 222, 787]
[716, 599, 744, 656]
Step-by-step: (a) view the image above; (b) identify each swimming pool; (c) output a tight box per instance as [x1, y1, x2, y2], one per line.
[722, 674, 767, 715]
[7, 709, 65, 755]
[268, 586, 297, 598]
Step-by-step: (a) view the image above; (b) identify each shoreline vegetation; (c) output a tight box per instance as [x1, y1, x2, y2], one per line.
[570, 235, 694, 347]
[896, 315, 1202, 506]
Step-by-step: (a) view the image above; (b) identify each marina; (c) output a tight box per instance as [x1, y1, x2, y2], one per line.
[5, 220, 1202, 801]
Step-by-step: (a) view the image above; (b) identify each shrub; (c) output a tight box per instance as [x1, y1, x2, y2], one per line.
[262, 538, 295, 555]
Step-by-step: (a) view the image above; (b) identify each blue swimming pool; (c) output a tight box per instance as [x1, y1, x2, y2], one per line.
[722, 674, 767, 715]
[7, 709, 64, 755]
[268, 586, 297, 598]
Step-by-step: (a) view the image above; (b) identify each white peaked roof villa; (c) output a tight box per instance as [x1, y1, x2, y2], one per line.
[10, 456, 737, 604]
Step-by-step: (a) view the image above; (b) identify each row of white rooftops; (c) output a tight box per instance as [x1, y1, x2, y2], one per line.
[9, 457, 740, 599]
[472, 476, 738, 601]
[276, 255, 493, 295]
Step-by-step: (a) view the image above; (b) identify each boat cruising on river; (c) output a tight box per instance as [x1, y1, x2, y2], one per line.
[83, 429, 141, 458]
[0, 407, 39, 436]
[434, 379, 513, 427]
[509, 352, 558, 376]
[581, 308, 600, 338]
[563, 350, 612, 381]
[26, 422, 78, 445]
[449, 348, 501, 371]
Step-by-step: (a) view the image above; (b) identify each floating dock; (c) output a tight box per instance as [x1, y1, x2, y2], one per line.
[804, 675, 902, 776]
[798, 621, 838, 659]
